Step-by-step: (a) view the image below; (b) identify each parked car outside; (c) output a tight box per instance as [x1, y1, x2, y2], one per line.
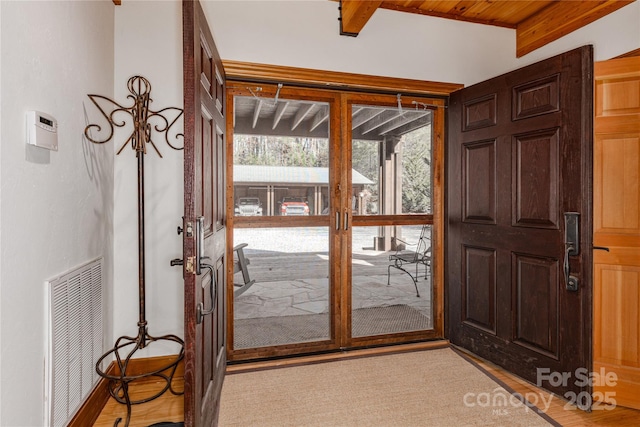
[235, 197, 263, 216]
[280, 197, 310, 216]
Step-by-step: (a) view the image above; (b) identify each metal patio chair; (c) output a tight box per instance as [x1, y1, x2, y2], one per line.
[387, 225, 431, 297]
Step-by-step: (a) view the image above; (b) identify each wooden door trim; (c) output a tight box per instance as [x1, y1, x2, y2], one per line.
[181, 3, 199, 423]
[226, 340, 449, 373]
[223, 60, 463, 96]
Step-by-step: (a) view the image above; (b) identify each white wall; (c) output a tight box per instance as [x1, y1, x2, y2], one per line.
[0, 3, 3, 423]
[0, 2, 3, 421]
[0, 1, 114, 426]
[203, 0, 640, 86]
[113, 0, 184, 357]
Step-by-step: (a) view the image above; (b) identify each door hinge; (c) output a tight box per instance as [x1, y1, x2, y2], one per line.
[185, 256, 196, 274]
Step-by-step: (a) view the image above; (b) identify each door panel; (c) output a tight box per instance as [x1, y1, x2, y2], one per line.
[593, 56, 640, 410]
[513, 254, 559, 357]
[512, 129, 559, 228]
[462, 245, 496, 333]
[448, 46, 593, 399]
[183, 1, 226, 425]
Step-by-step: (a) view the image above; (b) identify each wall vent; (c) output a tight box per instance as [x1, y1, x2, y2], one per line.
[46, 257, 103, 427]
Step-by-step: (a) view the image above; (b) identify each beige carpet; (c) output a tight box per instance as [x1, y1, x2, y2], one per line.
[219, 348, 554, 427]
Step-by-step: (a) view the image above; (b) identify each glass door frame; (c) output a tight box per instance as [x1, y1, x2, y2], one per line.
[225, 83, 343, 362]
[225, 83, 445, 362]
[341, 92, 445, 348]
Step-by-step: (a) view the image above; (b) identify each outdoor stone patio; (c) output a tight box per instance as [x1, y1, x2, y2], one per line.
[231, 226, 433, 346]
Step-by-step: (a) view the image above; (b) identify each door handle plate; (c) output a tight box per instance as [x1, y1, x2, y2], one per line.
[563, 212, 580, 291]
[564, 212, 580, 256]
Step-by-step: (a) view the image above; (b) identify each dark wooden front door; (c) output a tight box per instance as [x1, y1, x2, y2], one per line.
[183, 1, 227, 425]
[447, 46, 593, 400]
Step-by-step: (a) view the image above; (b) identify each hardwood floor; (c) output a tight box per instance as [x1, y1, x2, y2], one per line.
[93, 379, 184, 427]
[466, 351, 640, 426]
[94, 345, 640, 426]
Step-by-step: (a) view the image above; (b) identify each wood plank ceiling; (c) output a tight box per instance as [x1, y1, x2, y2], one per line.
[233, 95, 432, 141]
[339, 0, 634, 57]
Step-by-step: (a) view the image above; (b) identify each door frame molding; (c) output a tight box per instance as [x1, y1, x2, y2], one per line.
[222, 60, 463, 96]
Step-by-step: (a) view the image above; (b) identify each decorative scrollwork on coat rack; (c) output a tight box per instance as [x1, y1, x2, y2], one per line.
[84, 75, 184, 427]
[85, 75, 184, 156]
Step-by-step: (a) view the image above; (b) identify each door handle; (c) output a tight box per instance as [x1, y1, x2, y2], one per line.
[335, 211, 340, 231]
[564, 212, 580, 291]
[564, 245, 579, 292]
[194, 216, 217, 323]
[344, 211, 349, 231]
[196, 262, 217, 324]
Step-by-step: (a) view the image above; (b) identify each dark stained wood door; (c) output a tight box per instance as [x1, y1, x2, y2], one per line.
[447, 46, 593, 400]
[183, 1, 227, 425]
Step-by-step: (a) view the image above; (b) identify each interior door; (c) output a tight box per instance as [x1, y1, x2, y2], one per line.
[593, 55, 640, 410]
[183, 1, 227, 425]
[447, 46, 593, 400]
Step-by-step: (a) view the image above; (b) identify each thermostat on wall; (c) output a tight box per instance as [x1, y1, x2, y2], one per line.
[26, 111, 58, 151]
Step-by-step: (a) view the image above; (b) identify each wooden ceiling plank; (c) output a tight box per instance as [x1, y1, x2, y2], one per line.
[362, 110, 404, 134]
[252, 99, 263, 129]
[291, 104, 315, 131]
[378, 111, 430, 135]
[385, 113, 432, 137]
[379, 0, 517, 28]
[272, 101, 290, 130]
[516, 0, 634, 57]
[340, 0, 383, 35]
[310, 107, 330, 132]
[446, 1, 480, 17]
[352, 108, 386, 129]
[352, 106, 366, 117]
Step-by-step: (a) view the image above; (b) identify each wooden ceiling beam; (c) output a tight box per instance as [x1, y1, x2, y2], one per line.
[361, 110, 404, 134]
[272, 101, 289, 130]
[291, 104, 315, 131]
[352, 108, 385, 129]
[310, 107, 329, 132]
[252, 99, 263, 129]
[378, 111, 429, 135]
[516, 0, 633, 57]
[340, 0, 383, 36]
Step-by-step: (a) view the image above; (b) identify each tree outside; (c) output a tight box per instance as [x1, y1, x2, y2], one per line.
[234, 122, 432, 215]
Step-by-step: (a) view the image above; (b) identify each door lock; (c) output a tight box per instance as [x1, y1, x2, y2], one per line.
[185, 256, 195, 274]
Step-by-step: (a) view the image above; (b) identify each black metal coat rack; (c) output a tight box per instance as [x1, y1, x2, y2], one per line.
[85, 76, 184, 427]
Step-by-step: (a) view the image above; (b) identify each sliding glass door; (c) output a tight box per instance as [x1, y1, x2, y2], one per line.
[227, 85, 444, 361]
